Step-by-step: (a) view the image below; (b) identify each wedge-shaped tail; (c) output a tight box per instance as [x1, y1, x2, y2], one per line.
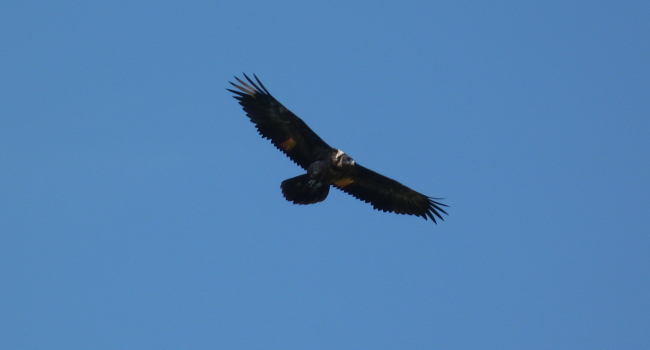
[281, 174, 330, 205]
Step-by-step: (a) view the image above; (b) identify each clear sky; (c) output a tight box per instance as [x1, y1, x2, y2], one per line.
[2, 1, 649, 348]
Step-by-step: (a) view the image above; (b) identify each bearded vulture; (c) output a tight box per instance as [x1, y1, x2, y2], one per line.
[228, 74, 448, 223]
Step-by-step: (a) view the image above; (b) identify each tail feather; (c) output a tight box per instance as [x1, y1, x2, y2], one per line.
[281, 174, 329, 204]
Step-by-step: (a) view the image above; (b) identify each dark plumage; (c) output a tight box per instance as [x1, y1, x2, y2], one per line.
[228, 74, 448, 223]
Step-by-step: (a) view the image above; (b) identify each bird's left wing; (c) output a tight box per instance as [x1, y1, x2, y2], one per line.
[228, 74, 331, 170]
[333, 164, 448, 222]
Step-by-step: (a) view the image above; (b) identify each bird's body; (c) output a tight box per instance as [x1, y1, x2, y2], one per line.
[281, 149, 355, 205]
[228, 74, 448, 223]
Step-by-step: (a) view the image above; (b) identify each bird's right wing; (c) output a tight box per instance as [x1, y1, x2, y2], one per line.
[228, 74, 331, 170]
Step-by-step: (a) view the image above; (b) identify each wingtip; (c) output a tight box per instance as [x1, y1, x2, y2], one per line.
[252, 73, 270, 94]
[425, 197, 448, 223]
[230, 73, 271, 96]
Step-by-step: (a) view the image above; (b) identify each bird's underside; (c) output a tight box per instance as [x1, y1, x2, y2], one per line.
[228, 73, 448, 223]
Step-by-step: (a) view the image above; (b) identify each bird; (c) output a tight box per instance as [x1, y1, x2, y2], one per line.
[228, 73, 448, 223]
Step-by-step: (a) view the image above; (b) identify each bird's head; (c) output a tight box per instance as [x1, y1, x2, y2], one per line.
[333, 149, 355, 168]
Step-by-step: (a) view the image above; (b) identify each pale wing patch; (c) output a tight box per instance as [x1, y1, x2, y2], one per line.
[279, 137, 297, 151]
[231, 76, 257, 96]
[333, 178, 354, 188]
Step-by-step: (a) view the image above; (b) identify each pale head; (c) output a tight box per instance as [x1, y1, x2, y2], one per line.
[333, 149, 355, 168]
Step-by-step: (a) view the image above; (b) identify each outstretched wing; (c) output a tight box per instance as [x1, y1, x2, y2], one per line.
[228, 74, 331, 170]
[333, 164, 448, 222]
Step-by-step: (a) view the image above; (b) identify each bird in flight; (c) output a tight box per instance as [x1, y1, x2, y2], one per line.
[228, 74, 448, 223]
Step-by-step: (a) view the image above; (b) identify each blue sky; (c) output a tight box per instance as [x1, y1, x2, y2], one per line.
[2, 1, 649, 348]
